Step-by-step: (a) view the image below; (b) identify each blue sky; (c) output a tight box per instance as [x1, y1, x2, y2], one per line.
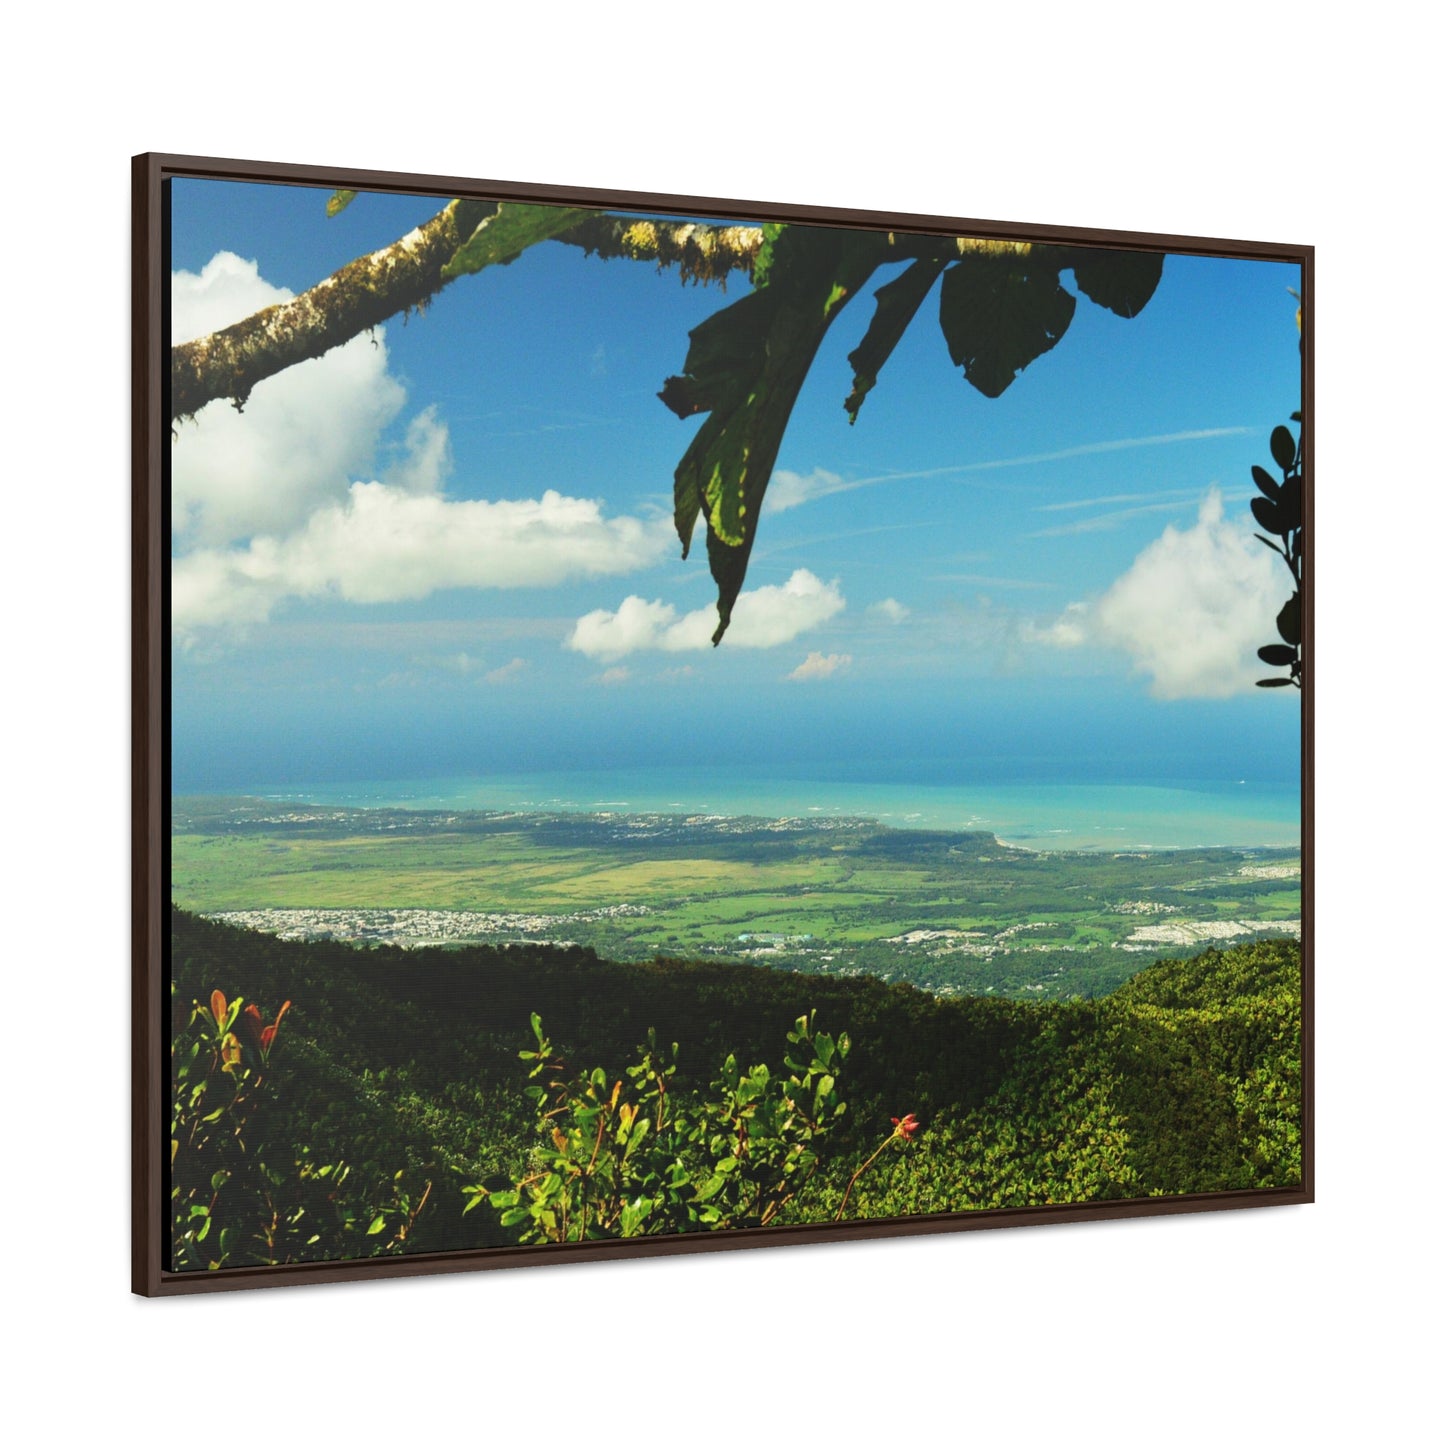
[170, 179, 1302, 792]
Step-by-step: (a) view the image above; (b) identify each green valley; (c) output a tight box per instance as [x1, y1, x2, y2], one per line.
[173, 796, 1301, 1000]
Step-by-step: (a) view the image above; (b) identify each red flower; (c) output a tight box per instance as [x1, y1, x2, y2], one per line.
[891, 1112, 920, 1141]
[242, 1000, 291, 1055]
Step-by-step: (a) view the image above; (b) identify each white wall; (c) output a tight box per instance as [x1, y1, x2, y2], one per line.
[8, 5, 1434, 1437]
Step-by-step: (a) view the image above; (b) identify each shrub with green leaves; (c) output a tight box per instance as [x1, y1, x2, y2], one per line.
[470, 1012, 853, 1242]
[170, 987, 430, 1269]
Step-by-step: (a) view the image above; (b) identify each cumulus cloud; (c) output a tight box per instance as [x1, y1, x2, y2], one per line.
[1030, 489, 1289, 698]
[567, 570, 845, 659]
[171, 253, 407, 547]
[868, 598, 910, 624]
[383, 407, 452, 495]
[787, 651, 852, 681]
[170, 254, 675, 648]
[173, 485, 674, 639]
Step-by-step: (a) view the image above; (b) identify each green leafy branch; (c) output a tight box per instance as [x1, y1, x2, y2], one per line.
[170, 986, 431, 1269]
[1252, 416, 1304, 688]
[470, 1011, 864, 1243]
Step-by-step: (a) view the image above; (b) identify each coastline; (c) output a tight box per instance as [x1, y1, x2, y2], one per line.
[174, 769, 1302, 853]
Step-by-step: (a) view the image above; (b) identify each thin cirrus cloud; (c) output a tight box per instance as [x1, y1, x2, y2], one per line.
[762, 430, 1254, 514]
[1027, 488, 1289, 699]
[1026, 489, 1253, 539]
[567, 570, 845, 660]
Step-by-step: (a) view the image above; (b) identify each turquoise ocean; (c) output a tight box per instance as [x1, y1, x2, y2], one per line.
[238, 767, 1301, 852]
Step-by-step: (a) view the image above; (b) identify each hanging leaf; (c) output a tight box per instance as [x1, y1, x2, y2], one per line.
[660, 229, 1160, 643]
[938, 254, 1077, 398]
[1258, 644, 1296, 666]
[1256, 677, 1294, 688]
[844, 255, 949, 423]
[1065, 247, 1166, 318]
[442, 203, 589, 280]
[326, 189, 358, 219]
[662, 226, 890, 640]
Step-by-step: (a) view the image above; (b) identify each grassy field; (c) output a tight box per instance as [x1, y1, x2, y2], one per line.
[172, 797, 1302, 999]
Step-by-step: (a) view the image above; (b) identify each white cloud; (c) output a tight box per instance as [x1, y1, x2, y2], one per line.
[383, 407, 452, 495]
[1030, 489, 1290, 699]
[764, 468, 851, 513]
[1031, 601, 1090, 648]
[171, 251, 287, 346]
[567, 570, 845, 659]
[171, 253, 674, 647]
[173, 485, 674, 639]
[787, 651, 852, 681]
[595, 666, 632, 686]
[568, 595, 682, 659]
[868, 598, 910, 623]
[171, 253, 407, 547]
[484, 658, 529, 685]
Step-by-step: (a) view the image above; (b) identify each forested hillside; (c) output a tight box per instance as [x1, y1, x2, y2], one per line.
[169, 908, 1302, 1269]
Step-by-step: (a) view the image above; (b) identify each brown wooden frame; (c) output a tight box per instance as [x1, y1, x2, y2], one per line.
[133, 151, 1313, 1297]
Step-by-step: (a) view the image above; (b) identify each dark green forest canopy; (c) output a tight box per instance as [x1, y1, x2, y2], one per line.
[170, 907, 1301, 1266]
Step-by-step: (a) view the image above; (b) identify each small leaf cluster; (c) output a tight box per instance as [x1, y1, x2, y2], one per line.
[170, 986, 430, 1270]
[470, 1012, 850, 1243]
[1252, 417, 1304, 688]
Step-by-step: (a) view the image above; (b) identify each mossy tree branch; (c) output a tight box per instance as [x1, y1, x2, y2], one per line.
[169, 202, 1052, 427]
[170, 205, 768, 424]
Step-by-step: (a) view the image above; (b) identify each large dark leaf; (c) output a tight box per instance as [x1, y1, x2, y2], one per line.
[1278, 474, 1303, 532]
[1270, 425, 1298, 471]
[1258, 644, 1296, 666]
[663, 226, 890, 639]
[1065, 247, 1166, 318]
[1276, 595, 1301, 647]
[659, 290, 777, 424]
[844, 255, 948, 423]
[1251, 465, 1281, 501]
[1251, 496, 1285, 535]
[938, 255, 1077, 398]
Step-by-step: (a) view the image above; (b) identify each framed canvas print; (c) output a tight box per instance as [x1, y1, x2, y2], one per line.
[133, 153, 1312, 1295]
